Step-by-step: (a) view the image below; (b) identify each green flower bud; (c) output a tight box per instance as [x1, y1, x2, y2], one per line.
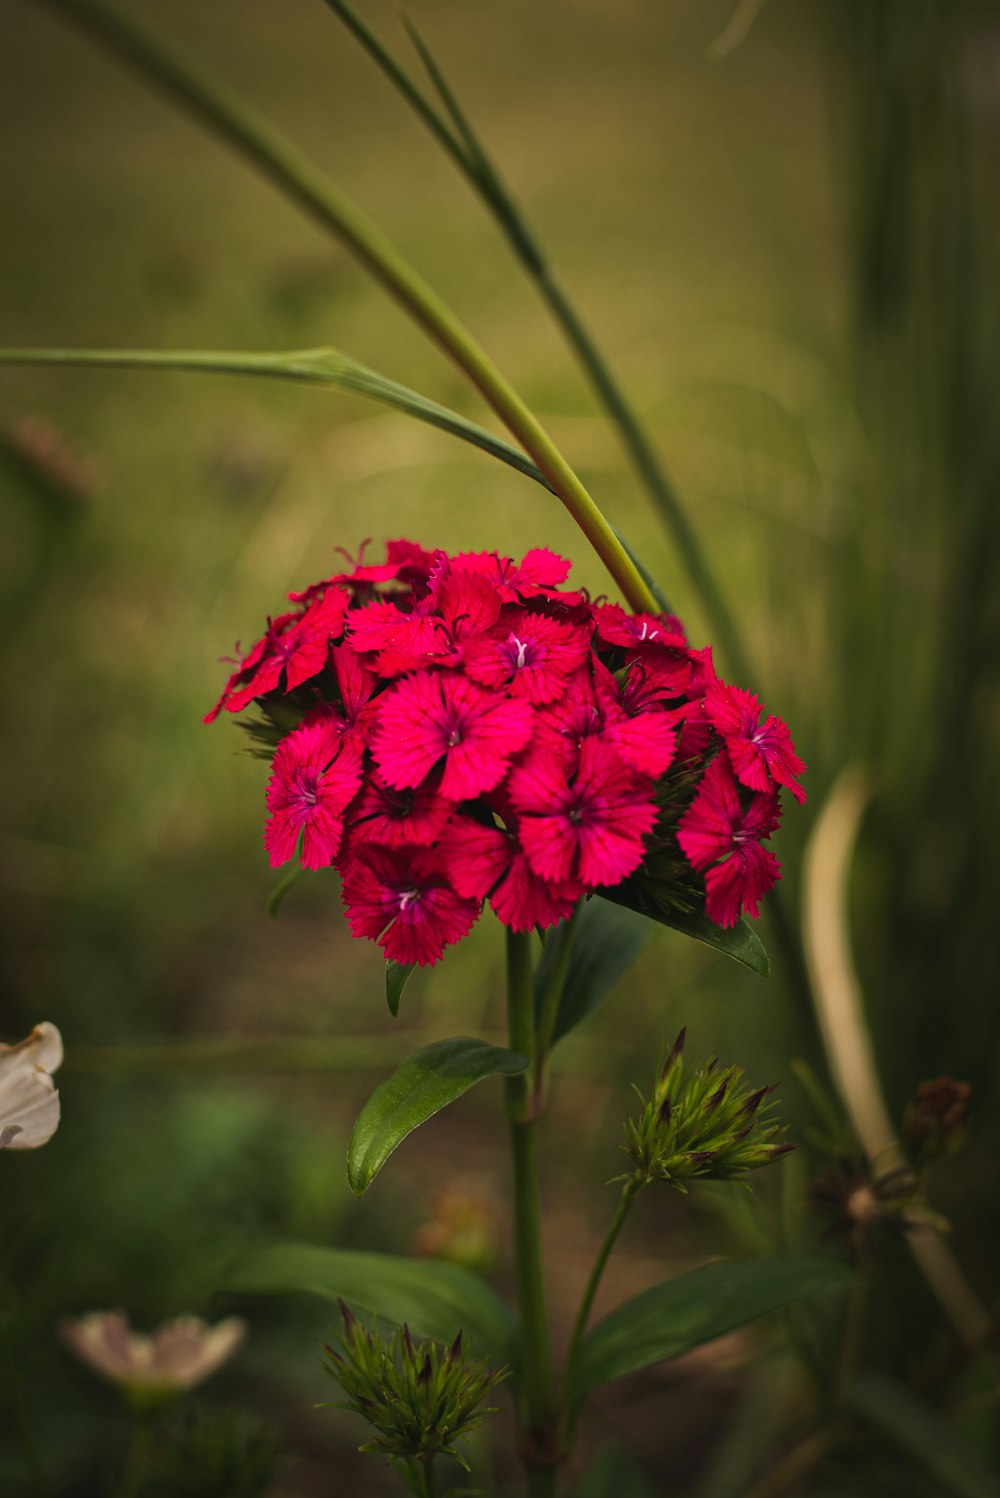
[622, 1030, 792, 1190]
[320, 1303, 507, 1477]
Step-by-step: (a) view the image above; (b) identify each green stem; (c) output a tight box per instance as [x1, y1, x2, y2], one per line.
[504, 929, 558, 1495]
[563, 1176, 643, 1415]
[36, 0, 657, 615]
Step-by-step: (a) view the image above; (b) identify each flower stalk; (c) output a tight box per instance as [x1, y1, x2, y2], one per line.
[504, 929, 558, 1494]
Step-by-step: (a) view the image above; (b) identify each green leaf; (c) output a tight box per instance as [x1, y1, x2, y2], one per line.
[222, 1241, 518, 1367]
[570, 1257, 850, 1395]
[385, 960, 415, 1018]
[0, 346, 550, 493]
[348, 1038, 528, 1196]
[600, 887, 770, 977]
[534, 899, 659, 1046]
[846, 1373, 1000, 1498]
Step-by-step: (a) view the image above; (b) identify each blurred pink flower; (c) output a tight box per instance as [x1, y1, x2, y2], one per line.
[61, 1312, 246, 1405]
[0, 1022, 63, 1150]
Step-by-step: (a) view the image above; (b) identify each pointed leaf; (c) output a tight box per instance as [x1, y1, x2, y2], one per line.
[600, 887, 769, 977]
[0, 346, 550, 492]
[385, 960, 415, 1017]
[846, 1373, 1000, 1498]
[221, 1241, 518, 1366]
[348, 1038, 528, 1196]
[534, 900, 659, 1047]
[570, 1257, 851, 1395]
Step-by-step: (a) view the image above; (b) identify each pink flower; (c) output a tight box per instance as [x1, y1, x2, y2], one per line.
[452, 547, 583, 605]
[510, 739, 658, 888]
[677, 754, 782, 926]
[209, 588, 349, 720]
[264, 722, 363, 870]
[439, 816, 582, 932]
[347, 771, 454, 848]
[463, 608, 590, 704]
[341, 847, 479, 965]
[704, 681, 806, 804]
[372, 671, 533, 801]
[593, 603, 687, 651]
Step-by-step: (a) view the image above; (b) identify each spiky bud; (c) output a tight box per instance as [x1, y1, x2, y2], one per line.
[621, 1031, 792, 1191]
[319, 1307, 507, 1478]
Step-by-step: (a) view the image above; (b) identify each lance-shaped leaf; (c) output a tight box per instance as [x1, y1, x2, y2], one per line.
[385, 960, 415, 1018]
[222, 1241, 518, 1368]
[348, 1038, 528, 1197]
[569, 1257, 850, 1395]
[846, 1374, 1000, 1498]
[600, 888, 770, 977]
[534, 900, 659, 1047]
[0, 346, 550, 492]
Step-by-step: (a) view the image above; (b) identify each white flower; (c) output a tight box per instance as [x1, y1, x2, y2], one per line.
[0, 1022, 63, 1150]
[61, 1311, 246, 1406]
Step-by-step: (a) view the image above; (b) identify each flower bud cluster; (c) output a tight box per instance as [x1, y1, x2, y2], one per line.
[321, 1303, 505, 1471]
[207, 539, 806, 966]
[622, 1029, 792, 1190]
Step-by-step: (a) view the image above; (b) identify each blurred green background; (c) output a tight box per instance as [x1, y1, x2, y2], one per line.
[1, 1, 998, 1494]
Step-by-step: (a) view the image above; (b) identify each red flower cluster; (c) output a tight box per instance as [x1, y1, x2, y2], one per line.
[207, 541, 805, 966]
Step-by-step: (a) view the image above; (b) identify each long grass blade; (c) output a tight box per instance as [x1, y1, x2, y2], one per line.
[0, 346, 551, 490]
[322, 0, 748, 676]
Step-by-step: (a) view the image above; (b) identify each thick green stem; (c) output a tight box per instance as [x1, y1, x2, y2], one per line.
[563, 1176, 642, 1410]
[35, 0, 657, 614]
[505, 929, 558, 1495]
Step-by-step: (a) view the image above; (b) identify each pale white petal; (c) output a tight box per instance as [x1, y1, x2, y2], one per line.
[151, 1315, 246, 1387]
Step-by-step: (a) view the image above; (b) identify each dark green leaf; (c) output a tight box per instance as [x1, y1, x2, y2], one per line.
[222, 1241, 518, 1367]
[385, 960, 415, 1017]
[847, 1373, 1000, 1498]
[534, 899, 659, 1046]
[0, 346, 550, 492]
[600, 887, 770, 977]
[348, 1038, 528, 1196]
[571, 1257, 850, 1395]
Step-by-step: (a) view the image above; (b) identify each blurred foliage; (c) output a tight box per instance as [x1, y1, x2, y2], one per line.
[1, 0, 998, 1494]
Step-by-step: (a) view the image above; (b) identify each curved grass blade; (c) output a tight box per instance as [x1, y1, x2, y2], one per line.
[348, 1037, 528, 1196]
[0, 346, 550, 492]
[222, 1240, 519, 1367]
[322, 0, 747, 676]
[570, 1257, 850, 1396]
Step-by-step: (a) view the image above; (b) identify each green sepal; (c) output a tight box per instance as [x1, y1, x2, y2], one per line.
[348, 1038, 529, 1196]
[386, 960, 415, 1017]
[220, 1241, 519, 1368]
[569, 1257, 851, 1395]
